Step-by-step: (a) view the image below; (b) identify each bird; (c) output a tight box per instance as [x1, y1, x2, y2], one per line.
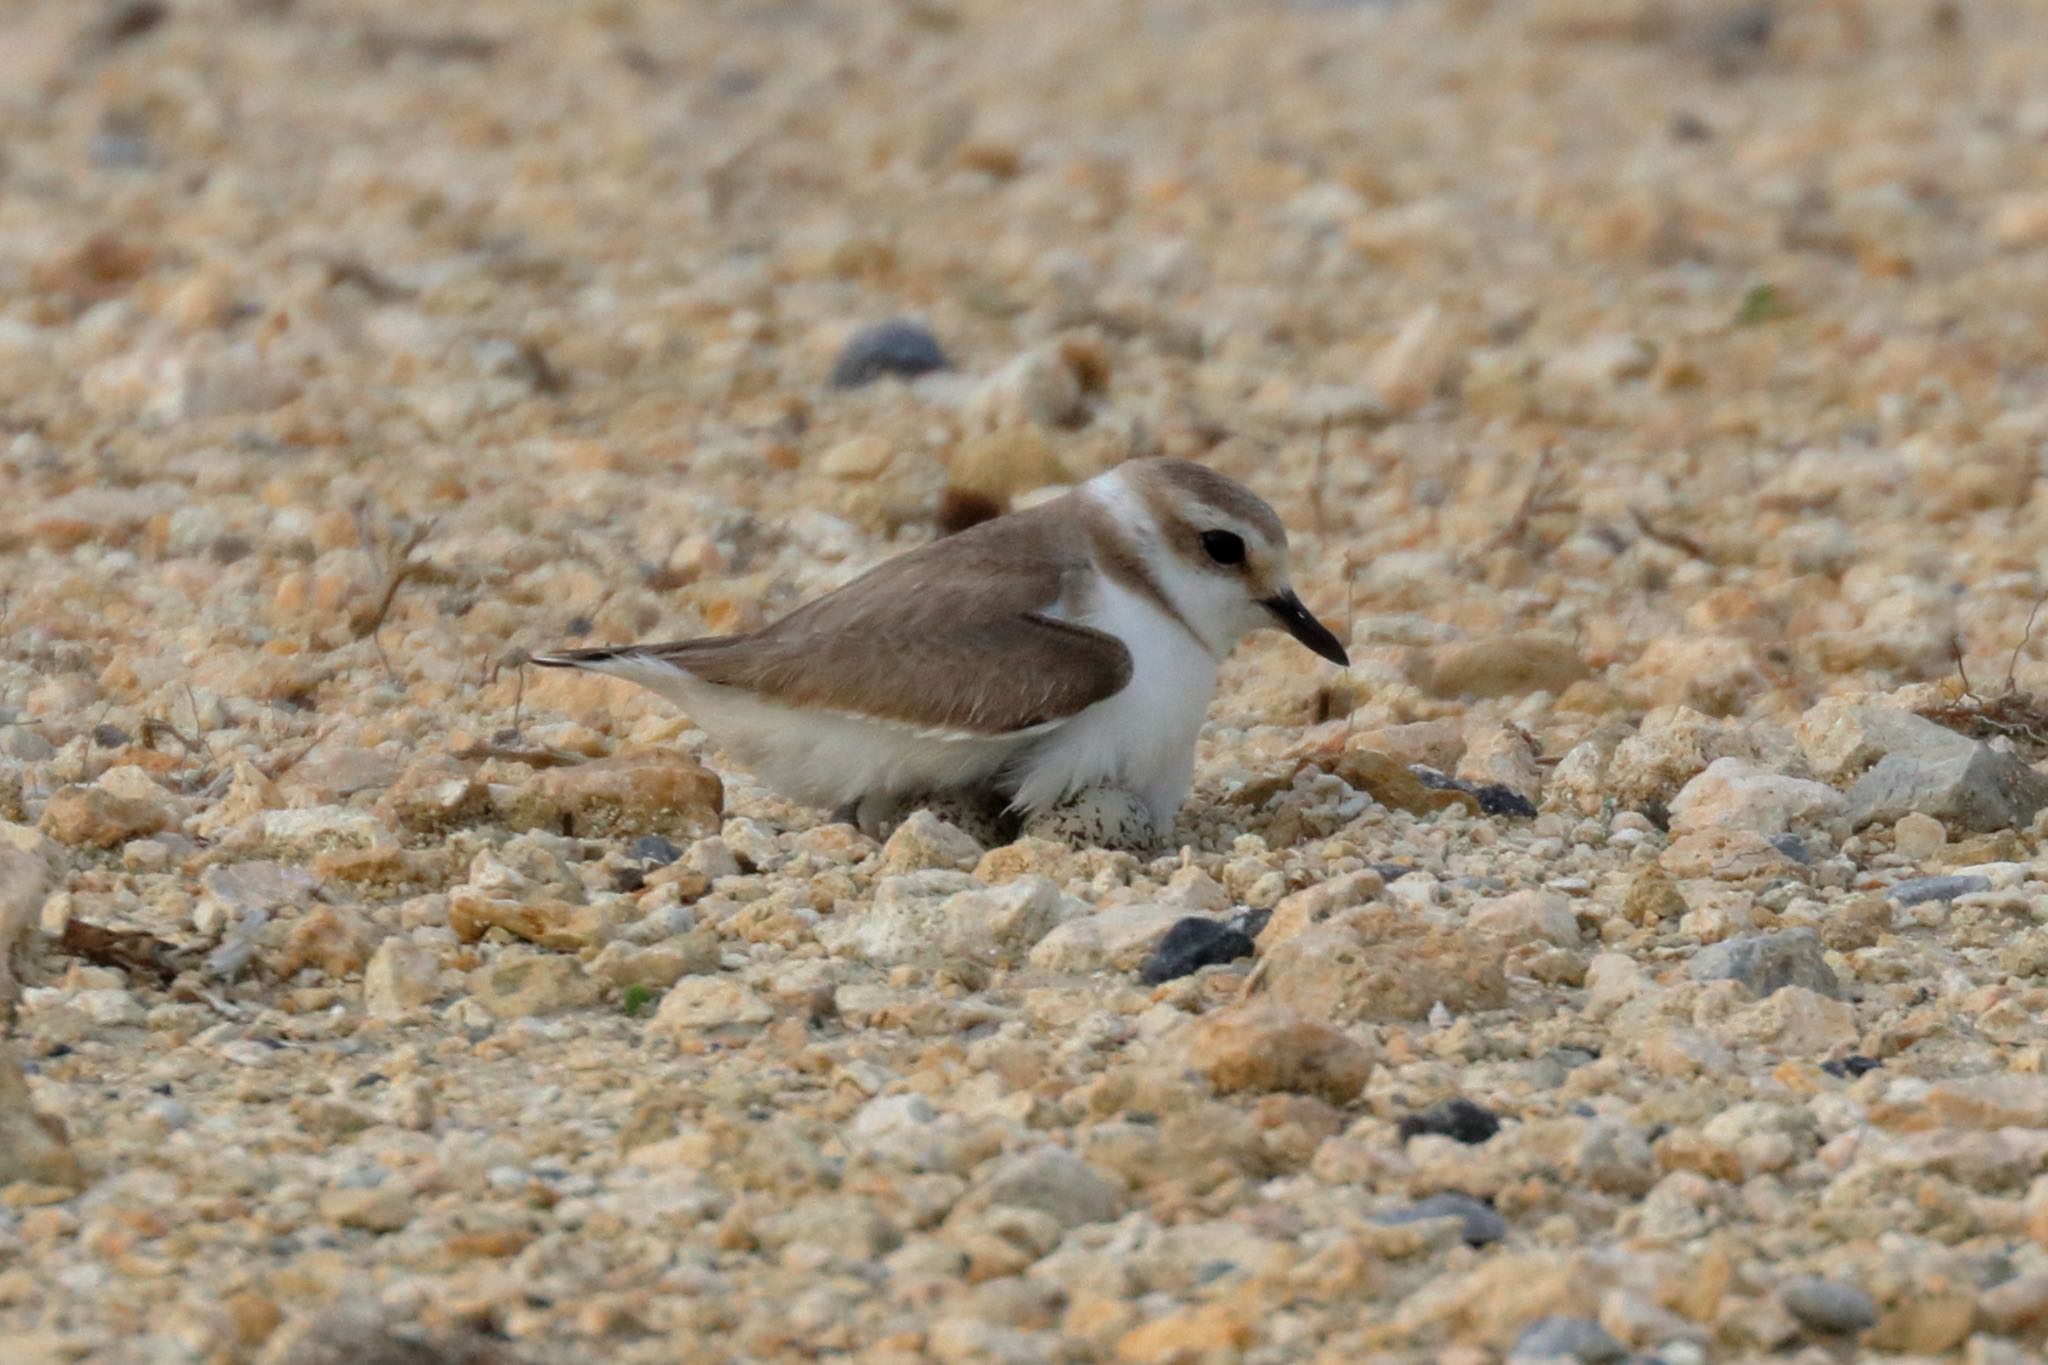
[532, 457, 1349, 845]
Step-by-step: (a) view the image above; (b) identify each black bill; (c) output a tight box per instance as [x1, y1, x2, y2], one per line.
[1263, 591, 1349, 666]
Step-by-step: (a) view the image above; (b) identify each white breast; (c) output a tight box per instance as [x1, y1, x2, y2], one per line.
[1005, 576, 1219, 830]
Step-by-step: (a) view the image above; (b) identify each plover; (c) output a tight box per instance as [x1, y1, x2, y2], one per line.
[533, 457, 1348, 843]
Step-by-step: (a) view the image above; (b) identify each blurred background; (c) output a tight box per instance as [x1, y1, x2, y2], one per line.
[5, 1, 2048, 732]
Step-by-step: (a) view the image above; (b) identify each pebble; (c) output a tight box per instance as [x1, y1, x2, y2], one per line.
[1508, 1317, 1629, 1364]
[538, 752, 724, 839]
[829, 319, 950, 389]
[1689, 929, 1842, 999]
[1887, 874, 1991, 906]
[972, 1147, 1123, 1231]
[0, 1046, 84, 1190]
[1779, 1276, 1878, 1336]
[1370, 1192, 1507, 1247]
[1137, 916, 1255, 984]
[1186, 1002, 1373, 1103]
[1397, 1097, 1502, 1146]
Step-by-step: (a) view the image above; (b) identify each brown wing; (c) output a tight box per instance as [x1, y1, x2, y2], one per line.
[541, 510, 1132, 736]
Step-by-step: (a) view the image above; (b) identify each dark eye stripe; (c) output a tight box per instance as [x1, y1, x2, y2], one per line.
[1200, 530, 1246, 566]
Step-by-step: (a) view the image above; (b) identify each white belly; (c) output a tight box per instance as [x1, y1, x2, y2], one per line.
[580, 656, 1038, 812]
[1005, 578, 1218, 828]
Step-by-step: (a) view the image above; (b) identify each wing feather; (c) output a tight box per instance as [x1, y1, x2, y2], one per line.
[535, 507, 1132, 736]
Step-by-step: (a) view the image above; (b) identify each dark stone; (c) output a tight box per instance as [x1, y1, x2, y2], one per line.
[1371, 1192, 1506, 1247]
[1226, 906, 1271, 941]
[1780, 1276, 1877, 1336]
[1509, 1317, 1628, 1364]
[830, 320, 950, 389]
[1410, 767, 1537, 818]
[91, 723, 131, 748]
[1689, 928, 1841, 999]
[1888, 874, 1990, 906]
[626, 835, 682, 867]
[1397, 1097, 1503, 1146]
[1766, 832, 1812, 864]
[1138, 917, 1255, 985]
[1374, 862, 1417, 881]
[1821, 1054, 1881, 1079]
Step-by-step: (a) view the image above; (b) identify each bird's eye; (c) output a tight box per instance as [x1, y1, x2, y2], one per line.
[1200, 530, 1246, 566]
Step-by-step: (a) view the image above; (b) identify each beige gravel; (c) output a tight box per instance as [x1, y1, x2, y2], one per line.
[9, 1, 2048, 1362]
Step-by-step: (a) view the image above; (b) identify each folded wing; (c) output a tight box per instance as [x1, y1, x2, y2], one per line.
[535, 526, 1132, 737]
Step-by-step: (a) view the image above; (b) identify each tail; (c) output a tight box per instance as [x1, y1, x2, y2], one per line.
[526, 643, 704, 701]
[528, 645, 644, 670]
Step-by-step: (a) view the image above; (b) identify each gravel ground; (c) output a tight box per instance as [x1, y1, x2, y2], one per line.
[8, 1, 2048, 1361]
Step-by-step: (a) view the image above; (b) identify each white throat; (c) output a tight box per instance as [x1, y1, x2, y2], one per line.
[1085, 472, 1256, 660]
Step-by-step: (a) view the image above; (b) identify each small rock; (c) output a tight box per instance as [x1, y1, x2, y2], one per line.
[1668, 758, 1848, 838]
[1414, 633, 1590, 699]
[1187, 1003, 1373, 1104]
[1626, 635, 1770, 717]
[1820, 1054, 1881, 1079]
[0, 1044, 84, 1191]
[1397, 1097, 1502, 1145]
[830, 318, 950, 388]
[539, 752, 723, 839]
[626, 834, 682, 867]
[318, 1183, 414, 1233]
[1690, 929, 1841, 999]
[972, 1147, 1123, 1230]
[465, 953, 598, 1019]
[1508, 1316, 1628, 1364]
[1335, 749, 1475, 816]
[1250, 918, 1508, 1022]
[1988, 191, 2048, 249]
[1469, 890, 1579, 946]
[588, 932, 721, 990]
[1892, 811, 1947, 861]
[1660, 828, 1812, 883]
[1, 845, 51, 1009]
[1029, 903, 1184, 974]
[818, 434, 896, 479]
[1370, 1192, 1506, 1247]
[879, 810, 986, 873]
[39, 784, 172, 848]
[363, 938, 441, 1017]
[260, 807, 389, 858]
[948, 426, 1073, 504]
[652, 976, 776, 1035]
[253, 1300, 507, 1365]
[448, 893, 620, 952]
[1888, 874, 1991, 906]
[1849, 743, 2048, 833]
[1780, 1276, 1877, 1336]
[1608, 706, 1759, 810]
[965, 346, 1089, 432]
[1364, 302, 1464, 415]
[1404, 770, 1535, 817]
[1455, 724, 1544, 805]
[1622, 865, 1688, 925]
[376, 756, 490, 834]
[1138, 917, 1255, 984]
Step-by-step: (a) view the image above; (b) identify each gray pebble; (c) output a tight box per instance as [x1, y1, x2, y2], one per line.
[1508, 1316, 1628, 1364]
[829, 319, 950, 389]
[1689, 928, 1841, 999]
[1779, 1275, 1877, 1335]
[1887, 873, 1991, 906]
[1370, 1192, 1505, 1246]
